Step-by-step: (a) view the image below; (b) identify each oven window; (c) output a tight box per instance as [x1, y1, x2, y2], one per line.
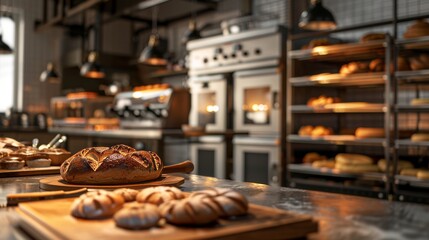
[242, 87, 270, 125]
[197, 149, 215, 177]
[197, 92, 217, 126]
[244, 152, 269, 184]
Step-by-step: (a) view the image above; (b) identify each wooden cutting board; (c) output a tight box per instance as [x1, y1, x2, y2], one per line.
[0, 166, 60, 178]
[17, 198, 318, 240]
[39, 174, 185, 190]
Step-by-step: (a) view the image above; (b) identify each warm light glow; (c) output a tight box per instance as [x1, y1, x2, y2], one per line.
[206, 105, 219, 113]
[251, 104, 268, 112]
[143, 57, 168, 66]
[312, 46, 329, 55]
[132, 91, 144, 98]
[84, 71, 105, 79]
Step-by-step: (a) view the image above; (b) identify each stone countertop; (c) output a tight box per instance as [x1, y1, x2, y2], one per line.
[1, 174, 429, 240]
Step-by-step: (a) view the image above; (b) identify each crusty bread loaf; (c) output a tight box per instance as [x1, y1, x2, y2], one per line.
[409, 54, 429, 70]
[411, 133, 429, 142]
[60, 144, 163, 185]
[189, 188, 248, 217]
[71, 190, 125, 219]
[307, 95, 340, 107]
[417, 170, 429, 180]
[160, 195, 220, 225]
[339, 62, 369, 75]
[400, 168, 420, 177]
[403, 19, 429, 39]
[114, 203, 161, 230]
[113, 188, 139, 202]
[312, 160, 335, 169]
[360, 33, 386, 42]
[335, 163, 379, 173]
[303, 152, 327, 163]
[136, 186, 184, 205]
[377, 159, 413, 173]
[335, 153, 373, 165]
[369, 59, 384, 72]
[355, 127, 385, 139]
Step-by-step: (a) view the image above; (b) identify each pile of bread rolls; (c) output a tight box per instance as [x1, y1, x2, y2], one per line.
[70, 186, 249, 230]
[298, 125, 333, 137]
[303, 152, 335, 169]
[307, 96, 341, 108]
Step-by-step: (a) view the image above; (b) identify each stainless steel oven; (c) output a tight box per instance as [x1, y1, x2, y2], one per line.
[189, 75, 230, 132]
[233, 136, 280, 186]
[190, 136, 226, 179]
[234, 68, 280, 134]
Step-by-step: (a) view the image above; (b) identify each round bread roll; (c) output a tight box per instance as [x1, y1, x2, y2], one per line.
[0, 156, 25, 170]
[160, 195, 220, 225]
[298, 125, 314, 136]
[369, 59, 384, 72]
[403, 19, 429, 39]
[189, 188, 248, 217]
[339, 62, 369, 75]
[335, 163, 379, 173]
[360, 33, 386, 42]
[397, 56, 411, 71]
[411, 133, 429, 142]
[71, 190, 125, 219]
[312, 160, 335, 169]
[60, 144, 163, 184]
[113, 188, 139, 202]
[114, 203, 161, 230]
[400, 168, 420, 177]
[137, 186, 184, 205]
[416, 170, 429, 180]
[311, 126, 333, 137]
[303, 152, 327, 163]
[377, 159, 413, 173]
[409, 54, 429, 70]
[335, 153, 373, 165]
[355, 127, 385, 139]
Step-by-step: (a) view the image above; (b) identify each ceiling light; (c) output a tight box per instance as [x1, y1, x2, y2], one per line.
[299, 0, 337, 31]
[80, 51, 105, 79]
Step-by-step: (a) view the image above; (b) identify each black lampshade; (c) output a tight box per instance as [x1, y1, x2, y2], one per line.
[182, 20, 201, 44]
[139, 34, 167, 66]
[40, 62, 60, 83]
[80, 51, 105, 79]
[299, 0, 337, 30]
[0, 33, 13, 54]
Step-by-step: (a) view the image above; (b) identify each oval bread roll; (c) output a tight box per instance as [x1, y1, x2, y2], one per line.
[411, 133, 429, 142]
[303, 152, 327, 163]
[417, 170, 429, 180]
[335, 163, 379, 173]
[298, 125, 314, 136]
[71, 190, 125, 219]
[137, 186, 184, 205]
[377, 159, 413, 173]
[355, 128, 385, 139]
[335, 153, 373, 165]
[114, 203, 161, 230]
[113, 188, 139, 202]
[400, 168, 420, 177]
[403, 20, 429, 39]
[312, 160, 335, 169]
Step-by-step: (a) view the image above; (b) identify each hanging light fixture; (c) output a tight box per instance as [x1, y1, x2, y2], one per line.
[182, 19, 200, 44]
[40, 62, 60, 83]
[0, 0, 13, 54]
[80, 7, 105, 78]
[139, 6, 167, 66]
[299, 0, 337, 31]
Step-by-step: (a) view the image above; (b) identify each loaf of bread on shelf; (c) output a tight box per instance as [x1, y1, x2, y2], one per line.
[409, 53, 429, 70]
[307, 95, 340, 107]
[298, 125, 314, 136]
[369, 59, 385, 72]
[411, 98, 429, 106]
[301, 38, 331, 49]
[360, 33, 386, 42]
[298, 125, 333, 137]
[335, 153, 373, 165]
[416, 170, 429, 180]
[339, 62, 370, 75]
[60, 144, 163, 184]
[411, 133, 429, 142]
[355, 127, 385, 139]
[377, 159, 413, 173]
[400, 168, 420, 177]
[397, 56, 411, 71]
[335, 163, 380, 173]
[312, 160, 335, 169]
[303, 152, 327, 163]
[403, 19, 429, 39]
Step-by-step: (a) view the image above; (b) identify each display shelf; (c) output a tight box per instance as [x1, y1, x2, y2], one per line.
[396, 36, 429, 50]
[395, 69, 429, 83]
[291, 103, 385, 113]
[396, 139, 429, 148]
[290, 73, 385, 87]
[396, 104, 429, 112]
[395, 175, 429, 188]
[289, 164, 385, 181]
[289, 40, 386, 62]
[288, 134, 386, 147]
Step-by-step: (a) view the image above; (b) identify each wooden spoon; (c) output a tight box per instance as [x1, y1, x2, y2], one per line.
[162, 160, 194, 174]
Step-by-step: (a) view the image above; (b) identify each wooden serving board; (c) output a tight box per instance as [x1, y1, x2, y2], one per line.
[0, 166, 60, 178]
[39, 174, 185, 190]
[16, 198, 318, 240]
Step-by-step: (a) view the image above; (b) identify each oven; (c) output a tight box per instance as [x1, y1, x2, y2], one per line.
[188, 75, 230, 132]
[234, 68, 280, 134]
[189, 136, 226, 178]
[233, 136, 280, 186]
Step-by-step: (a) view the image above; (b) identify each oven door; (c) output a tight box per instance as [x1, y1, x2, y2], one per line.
[189, 75, 227, 131]
[233, 136, 280, 186]
[190, 136, 225, 179]
[234, 68, 280, 134]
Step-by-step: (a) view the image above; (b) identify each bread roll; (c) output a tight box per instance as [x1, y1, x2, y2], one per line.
[340, 62, 369, 75]
[303, 152, 327, 163]
[71, 190, 125, 219]
[60, 144, 163, 184]
[335, 153, 373, 165]
[137, 186, 184, 206]
[189, 188, 248, 217]
[113, 188, 139, 202]
[403, 19, 429, 39]
[160, 195, 220, 225]
[355, 127, 385, 139]
[312, 160, 335, 169]
[400, 168, 420, 177]
[377, 159, 413, 173]
[298, 125, 314, 136]
[369, 59, 385, 72]
[0, 156, 25, 170]
[114, 203, 161, 230]
[397, 56, 411, 71]
[409, 54, 429, 70]
[411, 98, 429, 106]
[335, 163, 379, 173]
[311, 126, 333, 137]
[307, 95, 340, 107]
[416, 170, 429, 180]
[411, 133, 429, 142]
[360, 33, 386, 42]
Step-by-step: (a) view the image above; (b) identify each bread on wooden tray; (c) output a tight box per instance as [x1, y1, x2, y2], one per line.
[114, 188, 139, 202]
[114, 203, 161, 230]
[71, 190, 125, 219]
[136, 186, 185, 205]
[60, 144, 163, 185]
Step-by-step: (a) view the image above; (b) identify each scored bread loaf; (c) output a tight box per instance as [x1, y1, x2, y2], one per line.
[113, 188, 139, 202]
[71, 190, 125, 219]
[136, 186, 185, 205]
[60, 144, 163, 184]
[114, 203, 161, 230]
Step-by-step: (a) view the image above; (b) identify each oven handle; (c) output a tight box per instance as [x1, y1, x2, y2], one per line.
[272, 91, 279, 109]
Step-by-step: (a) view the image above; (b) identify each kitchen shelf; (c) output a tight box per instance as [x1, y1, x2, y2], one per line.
[396, 139, 429, 148]
[395, 175, 429, 188]
[147, 69, 188, 79]
[396, 36, 429, 50]
[289, 40, 386, 62]
[289, 164, 385, 181]
[395, 69, 429, 83]
[396, 104, 429, 112]
[291, 104, 386, 114]
[290, 73, 385, 87]
[288, 135, 386, 147]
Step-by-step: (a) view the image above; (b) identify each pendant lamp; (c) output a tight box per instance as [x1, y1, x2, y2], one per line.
[40, 62, 60, 83]
[139, 6, 167, 66]
[299, 0, 337, 31]
[0, 0, 13, 54]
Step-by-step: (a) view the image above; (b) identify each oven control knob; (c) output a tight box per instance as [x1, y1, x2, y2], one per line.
[255, 48, 261, 55]
[203, 58, 208, 64]
[132, 109, 141, 117]
[242, 51, 249, 57]
[231, 53, 236, 58]
[223, 55, 228, 59]
[233, 44, 243, 51]
[123, 110, 130, 118]
[215, 48, 223, 54]
[212, 56, 218, 61]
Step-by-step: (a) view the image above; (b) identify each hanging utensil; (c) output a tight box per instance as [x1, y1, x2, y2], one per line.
[32, 138, 39, 148]
[38, 134, 61, 150]
[51, 136, 67, 149]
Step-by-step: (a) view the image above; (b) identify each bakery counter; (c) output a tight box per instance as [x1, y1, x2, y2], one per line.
[1, 174, 429, 240]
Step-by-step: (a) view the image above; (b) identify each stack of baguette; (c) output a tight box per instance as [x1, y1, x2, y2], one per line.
[334, 153, 379, 173]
